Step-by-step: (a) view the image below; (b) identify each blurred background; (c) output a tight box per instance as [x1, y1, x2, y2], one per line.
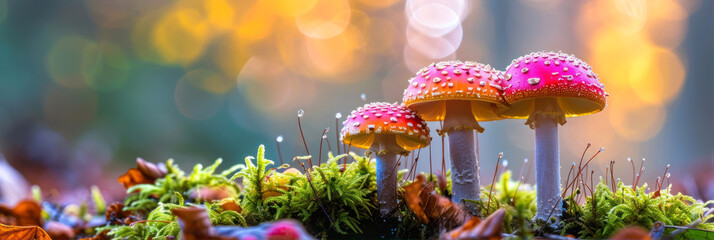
[0, 0, 711, 202]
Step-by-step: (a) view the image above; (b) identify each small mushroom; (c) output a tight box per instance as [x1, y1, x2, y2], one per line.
[402, 61, 507, 215]
[340, 102, 431, 216]
[500, 51, 607, 223]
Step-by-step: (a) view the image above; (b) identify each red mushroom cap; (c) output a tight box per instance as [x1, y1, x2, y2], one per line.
[402, 61, 508, 122]
[500, 51, 607, 120]
[341, 102, 431, 154]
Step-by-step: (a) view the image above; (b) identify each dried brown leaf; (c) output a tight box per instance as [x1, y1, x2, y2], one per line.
[0, 223, 51, 240]
[405, 174, 471, 229]
[118, 158, 166, 189]
[172, 207, 236, 240]
[136, 158, 166, 179]
[117, 168, 153, 189]
[0, 200, 43, 226]
[105, 202, 134, 225]
[217, 198, 241, 213]
[443, 208, 506, 240]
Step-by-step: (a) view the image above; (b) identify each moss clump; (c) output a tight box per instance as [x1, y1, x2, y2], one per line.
[93, 145, 714, 240]
[563, 181, 714, 239]
[123, 158, 242, 213]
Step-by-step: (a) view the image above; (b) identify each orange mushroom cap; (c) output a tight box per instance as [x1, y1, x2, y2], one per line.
[340, 102, 431, 154]
[402, 61, 508, 123]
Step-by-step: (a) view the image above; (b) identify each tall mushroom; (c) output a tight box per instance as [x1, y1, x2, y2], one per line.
[340, 102, 431, 216]
[500, 51, 607, 223]
[402, 61, 507, 214]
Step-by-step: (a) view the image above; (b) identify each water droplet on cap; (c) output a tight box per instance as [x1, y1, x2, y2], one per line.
[297, 109, 304, 118]
[277, 135, 284, 143]
[335, 112, 342, 119]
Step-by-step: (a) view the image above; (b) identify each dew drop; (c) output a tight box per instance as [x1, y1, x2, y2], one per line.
[502, 160, 508, 168]
[360, 93, 366, 101]
[297, 109, 304, 118]
[277, 135, 284, 143]
[335, 112, 342, 119]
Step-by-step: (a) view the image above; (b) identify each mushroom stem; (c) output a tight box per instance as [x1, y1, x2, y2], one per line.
[375, 151, 398, 216]
[533, 113, 562, 222]
[447, 129, 480, 215]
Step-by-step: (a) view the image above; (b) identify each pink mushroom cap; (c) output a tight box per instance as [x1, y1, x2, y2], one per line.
[500, 51, 608, 120]
[340, 102, 431, 153]
[402, 61, 508, 123]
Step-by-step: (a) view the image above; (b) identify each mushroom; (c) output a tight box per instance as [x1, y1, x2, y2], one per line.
[402, 61, 508, 214]
[500, 51, 607, 223]
[340, 102, 431, 216]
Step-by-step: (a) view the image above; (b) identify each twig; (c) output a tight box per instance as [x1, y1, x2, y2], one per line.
[486, 152, 503, 212]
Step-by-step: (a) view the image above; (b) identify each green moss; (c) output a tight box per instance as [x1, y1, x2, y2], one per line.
[124, 158, 242, 213]
[563, 180, 714, 239]
[95, 145, 714, 240]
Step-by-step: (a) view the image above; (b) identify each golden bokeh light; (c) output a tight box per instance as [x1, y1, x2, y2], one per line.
[204, 0, 235, 32]
[608, 95, 667, 142]
[152, 8, 210, 65]
[236, 57, 317, 116]
[269, 0, 318, 18]
[302, 25, 368, 80]
[295, 0, 351, 39]
[235, 1, 276, 43]
[629, 47, 685, 105]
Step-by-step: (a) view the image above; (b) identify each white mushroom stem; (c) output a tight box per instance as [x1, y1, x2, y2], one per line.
[444, 100, 481, 215]
[375, 151, 398, 216]
[447, 129, 480, 215]
[532, 99, 564, 224]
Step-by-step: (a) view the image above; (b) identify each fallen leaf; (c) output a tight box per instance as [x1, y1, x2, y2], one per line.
[105, 202, 134, 225]
[217, 198, 242, 213]
[136, 158, 167, 179]
[404, 174, 430, 224]
[172, 207, 236, 240]
[0, 223, 51, 240]
[117, 168, 153, 189]
[442, 208, 506, 240]
[404, 174, 471, 229]
[0, 200, 43, 226]
[118, 158, 166, 189]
